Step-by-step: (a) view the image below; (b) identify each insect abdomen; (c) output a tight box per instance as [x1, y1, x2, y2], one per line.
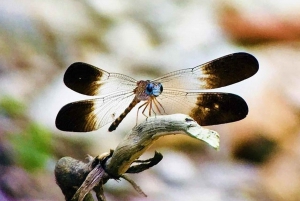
[108, 99, 140, 132]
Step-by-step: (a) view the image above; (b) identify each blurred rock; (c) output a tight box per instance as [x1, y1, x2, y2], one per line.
[217, 0, 300, 44]
[0, 166, 37, 199]
[260, 146, 300, 201]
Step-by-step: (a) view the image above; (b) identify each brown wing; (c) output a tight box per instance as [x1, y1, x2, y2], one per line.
[153, 91, 248, 126]
[153, 52, 259, 90]
[55, 91, 135, 132]
[64, 62, 137, 96]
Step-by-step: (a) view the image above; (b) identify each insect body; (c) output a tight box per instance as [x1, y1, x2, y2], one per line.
[56, 52, 259, 132]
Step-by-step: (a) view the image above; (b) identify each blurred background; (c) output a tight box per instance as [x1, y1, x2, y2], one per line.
[1, 0, 300, 200]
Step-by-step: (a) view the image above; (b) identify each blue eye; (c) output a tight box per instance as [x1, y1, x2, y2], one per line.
[152, 83, 163, 97]
[146, 83, 153, 94]
[145, 82, 163, 96]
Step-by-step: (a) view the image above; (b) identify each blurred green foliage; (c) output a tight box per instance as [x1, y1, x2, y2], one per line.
[0, 96, 26, 117]
[9, 123, 53, 172]
[0, 96, 53, 172]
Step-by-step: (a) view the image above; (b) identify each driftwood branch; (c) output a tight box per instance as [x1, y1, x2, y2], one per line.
[55, 114, 220, 201]
[105, 114, 219, 176]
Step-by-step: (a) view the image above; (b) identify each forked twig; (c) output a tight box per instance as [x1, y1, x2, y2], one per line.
[55, 114, 220, 201]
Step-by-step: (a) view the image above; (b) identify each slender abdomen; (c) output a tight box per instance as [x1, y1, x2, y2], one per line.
[108, 98, 140, 132]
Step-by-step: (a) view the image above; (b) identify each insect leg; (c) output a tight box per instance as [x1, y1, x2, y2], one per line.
[153, 98, 166, 115]
[135, 101, 149, 125]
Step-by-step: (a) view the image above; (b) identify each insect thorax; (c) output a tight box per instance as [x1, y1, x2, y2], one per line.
[135, 80, 163, 101]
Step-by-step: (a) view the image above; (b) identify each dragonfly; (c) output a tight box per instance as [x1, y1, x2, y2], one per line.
[55, 52, 259, 132]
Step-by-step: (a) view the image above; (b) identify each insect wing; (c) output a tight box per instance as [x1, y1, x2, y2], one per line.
[64, 62, 137, 96]
[55, 91, 135, 132]
[153, 52, 258, 90]
[155, 91, 248, 126]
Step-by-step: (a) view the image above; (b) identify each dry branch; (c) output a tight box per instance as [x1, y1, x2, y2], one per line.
[55, 114, 219, 201]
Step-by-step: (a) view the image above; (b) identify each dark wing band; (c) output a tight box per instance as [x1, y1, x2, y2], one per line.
[55, 91, 135, 132]
[154, 52, 259, 90]
[155, 91, 248, 126]
[64, 62, 137, 96]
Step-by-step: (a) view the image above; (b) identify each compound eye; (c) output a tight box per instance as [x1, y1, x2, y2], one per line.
[152, 83, 163, 97]
[146, 83, 153, 94]
[160, 84, 163, 93]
